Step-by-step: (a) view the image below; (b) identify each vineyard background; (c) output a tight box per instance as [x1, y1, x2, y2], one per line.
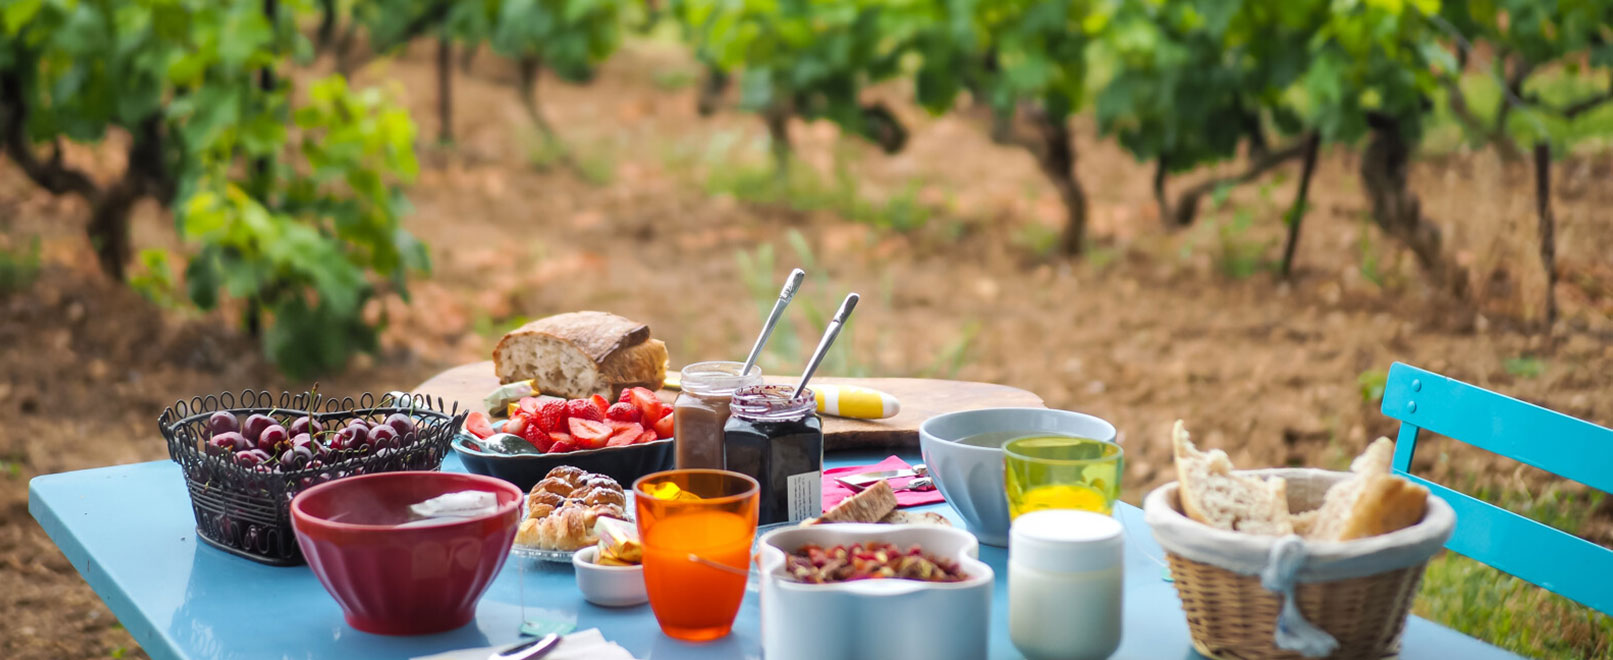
[3, 0, 1613, 658]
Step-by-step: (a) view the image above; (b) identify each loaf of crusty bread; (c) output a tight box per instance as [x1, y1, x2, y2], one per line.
[1306, 437, 1428, 541]
[1172, 420, 1293, 535]
[493, 311, 668, 400]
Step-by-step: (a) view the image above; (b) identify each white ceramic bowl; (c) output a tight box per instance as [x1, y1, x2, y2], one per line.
[758, 523, 994, 660]
[572, 546, 648, 607]
[919, 407, 1117, 546]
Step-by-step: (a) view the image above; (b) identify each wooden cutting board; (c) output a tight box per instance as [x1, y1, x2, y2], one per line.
[412, 361, 1045, 450]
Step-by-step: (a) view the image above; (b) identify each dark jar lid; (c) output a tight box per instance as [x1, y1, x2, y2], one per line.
[729, 385, 815, 421]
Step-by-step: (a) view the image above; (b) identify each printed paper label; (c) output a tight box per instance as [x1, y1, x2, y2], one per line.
[787, 471, 823, 523]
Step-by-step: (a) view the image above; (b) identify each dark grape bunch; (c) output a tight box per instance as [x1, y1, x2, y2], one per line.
[202, 410, 420, 474]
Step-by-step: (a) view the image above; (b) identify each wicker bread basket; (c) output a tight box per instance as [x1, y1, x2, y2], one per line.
[1143, 468, 1455, 660]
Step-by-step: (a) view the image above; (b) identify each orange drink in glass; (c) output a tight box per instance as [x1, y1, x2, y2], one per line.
[634, 469, 759, 641]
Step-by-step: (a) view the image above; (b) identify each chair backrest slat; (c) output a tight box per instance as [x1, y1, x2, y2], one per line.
[1381, 363, 1613, 493]
[1380, 362, 1613, 615]
[1401, 472, 1613, 614]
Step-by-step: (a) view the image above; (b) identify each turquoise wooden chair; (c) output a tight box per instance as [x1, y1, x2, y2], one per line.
[1380, 361, 1613, 615]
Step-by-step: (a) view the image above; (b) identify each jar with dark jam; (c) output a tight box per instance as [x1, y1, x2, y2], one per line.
[723, 385, 823, 525]
[674, 361, 763, 470]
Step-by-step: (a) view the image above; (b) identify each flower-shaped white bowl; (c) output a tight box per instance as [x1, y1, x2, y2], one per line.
[758, 523, 995, 660]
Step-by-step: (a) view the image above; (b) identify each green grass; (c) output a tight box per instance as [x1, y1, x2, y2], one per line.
[526, 134, 615, 186]
[651, 68, 697, 91]
[699, 135, 932, 233]
[1414, 486, 1611, 659]
[1504, 356, 1547, 379]
[0, 236, 41, 294]
[734, 230, 976, 379]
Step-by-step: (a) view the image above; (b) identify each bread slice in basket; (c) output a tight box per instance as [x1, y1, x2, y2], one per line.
[1172, 420, 1293, 535]
[1172, 421, 1428, 540]
[1306, 438, 1428, 541]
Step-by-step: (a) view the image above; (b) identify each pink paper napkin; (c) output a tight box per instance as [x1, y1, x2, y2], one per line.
[822, 455, 945, 511]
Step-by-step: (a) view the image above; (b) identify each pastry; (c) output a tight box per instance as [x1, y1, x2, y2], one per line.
[493, 311, 669, 400]
[517, 466, 629, 551]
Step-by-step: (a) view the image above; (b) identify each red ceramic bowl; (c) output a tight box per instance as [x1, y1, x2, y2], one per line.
[290, 471, 522, 635]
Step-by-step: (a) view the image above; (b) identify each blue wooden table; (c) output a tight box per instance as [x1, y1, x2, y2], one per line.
[30, 451, 1519, 660]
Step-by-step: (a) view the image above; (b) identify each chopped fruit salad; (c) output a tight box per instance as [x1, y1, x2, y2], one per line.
[462, 387, 671, 455]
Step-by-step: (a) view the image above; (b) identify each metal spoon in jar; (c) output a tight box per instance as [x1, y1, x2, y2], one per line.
[793, 293, 859, 401]
[741, 268, 807, 376]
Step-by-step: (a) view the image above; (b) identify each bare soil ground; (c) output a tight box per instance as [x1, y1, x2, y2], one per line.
[2, 38, 1610, 659]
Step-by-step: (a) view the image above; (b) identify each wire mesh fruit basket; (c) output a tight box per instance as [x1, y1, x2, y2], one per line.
[157, 390, 466, 566]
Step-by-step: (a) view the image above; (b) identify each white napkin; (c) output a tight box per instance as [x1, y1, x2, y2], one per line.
[403, 491, 498, 527]
[411, 629, 639, 660]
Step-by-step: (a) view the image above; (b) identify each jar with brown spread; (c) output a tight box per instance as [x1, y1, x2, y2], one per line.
[723, 385, 823, 525]
[673, 361, 763, 470]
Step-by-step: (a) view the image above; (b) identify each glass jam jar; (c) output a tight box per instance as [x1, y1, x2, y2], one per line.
[723, 385, 824, 525]
[673, 361, 763, 470]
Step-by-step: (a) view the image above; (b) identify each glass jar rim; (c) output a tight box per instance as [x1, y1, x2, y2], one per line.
[680, 361, 763, 396]
[730, 384, 814, 418]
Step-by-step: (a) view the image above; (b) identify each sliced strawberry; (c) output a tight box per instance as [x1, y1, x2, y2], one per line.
[658, 405, 674, 420]
[608, 422, 643, 444]
[505, 413, 530, 437]
[589, 394, 610, 414]
[626, 387, 663, 422]
[605, 402, 642, 423]
[635, 429, 658, 445]
[548, 439, 578, 453]
[520, 421, 554, 452]
[548, 432, 572, 445]
[607, 419, 640, 434]
[568, 417, 613, 450]
[653, 412, 675, 439]
[535, 400, 567, 433]
[517, 397, 542, 416]
[566, 399, 605, 423]
[464, 412, 495, 439]
[606, 433, 635, 448]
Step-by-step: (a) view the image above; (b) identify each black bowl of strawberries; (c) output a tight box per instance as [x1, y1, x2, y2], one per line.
[454, 386, 674, 492]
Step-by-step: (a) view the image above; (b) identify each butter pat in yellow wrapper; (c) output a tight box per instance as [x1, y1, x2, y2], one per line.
[812, 384, 900, 419]
[595, 517, 642, 564]
[483, 380, 539, 418]
[644, 481, 703, 502]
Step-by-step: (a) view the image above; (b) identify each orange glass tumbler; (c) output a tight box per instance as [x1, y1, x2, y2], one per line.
[633, 469, 760, 642]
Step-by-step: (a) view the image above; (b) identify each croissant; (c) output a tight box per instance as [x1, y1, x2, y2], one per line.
[578, 486, 626, 509]
[548, 464, 587, 487]
[527, 489, 567, 519]
[533, 476, 578, 498]
[517, 466, 632, 550]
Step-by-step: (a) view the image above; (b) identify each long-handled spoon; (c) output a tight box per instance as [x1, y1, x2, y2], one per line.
[793, 293, 859, 399]
[741, 268, 806, 375]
